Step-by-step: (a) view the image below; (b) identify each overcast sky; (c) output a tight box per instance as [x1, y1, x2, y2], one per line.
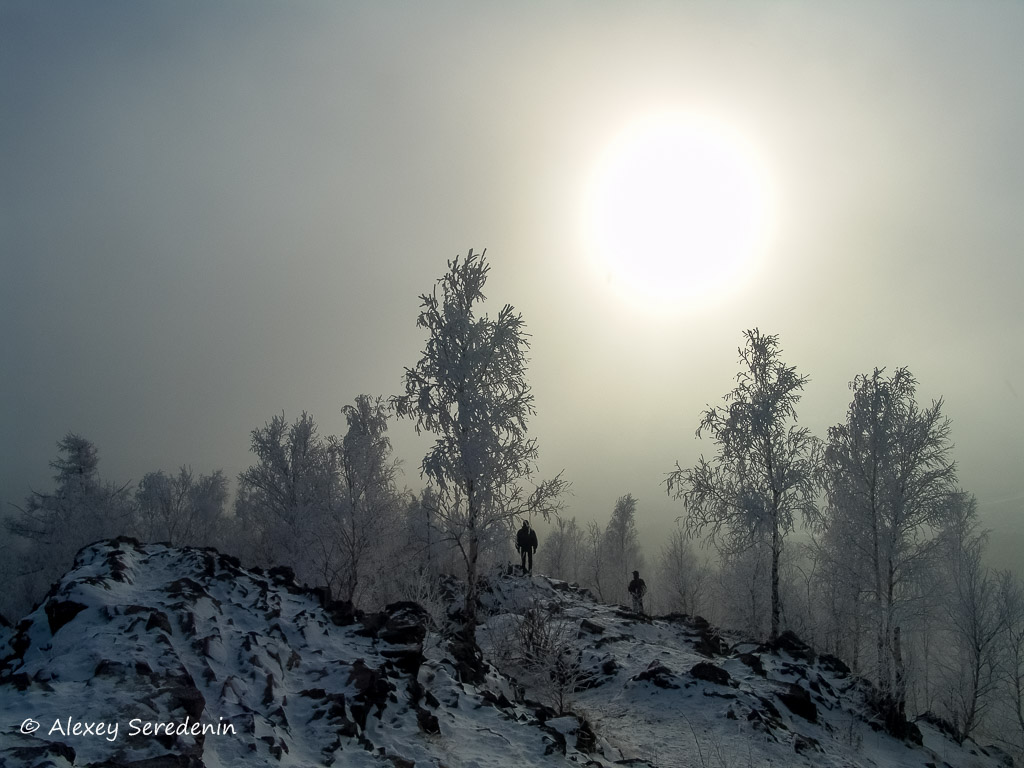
[3, 2, 1022, 568]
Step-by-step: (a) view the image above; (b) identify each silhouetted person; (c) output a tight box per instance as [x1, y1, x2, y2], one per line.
[516, 521, 538, 574]
[628, 570, 647, 615]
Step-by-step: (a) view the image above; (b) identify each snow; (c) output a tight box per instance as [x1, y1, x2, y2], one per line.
[0, 539, 1012, 767]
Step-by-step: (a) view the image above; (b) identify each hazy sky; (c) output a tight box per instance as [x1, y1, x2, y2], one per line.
[3, 2, 1022, 568]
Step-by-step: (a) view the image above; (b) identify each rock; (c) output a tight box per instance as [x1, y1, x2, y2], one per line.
[979, 744, 1015, 767]
[575, 718, 597, 753]
[262, 672, 276, 706]
[167, 682, 206, 719]
[541, 725, 567, 756]
[95, 659, 128, 678]
[379, 602, 430, 645]
[2, 672, 31, 691]
[738, 652, 766, 677]
[417, 706, 440, 734]
[694, 629, 728, 657]
[347, 659, 395, 728]
[479, 688, 514, 709]
[145, 610, 173, 635]
[777, 683, 817, 723]
[918, 710, 957, 740]
[689, 614, 711, 631]
[578, 618, 605, 636]
[769, 631, 815, 663]
[9, 620, 32, 659]
[267, 565, 296, 586]
[794, 734, 821, 754]
[7, 741, 76, 765]
[44, 599, 87, 635]
[448, 632, 486, 686]
[633, 661, 679, 689]
[690, 662, 732, 687]
[819, 652, 850, 677]
[165, 577, 210, 601]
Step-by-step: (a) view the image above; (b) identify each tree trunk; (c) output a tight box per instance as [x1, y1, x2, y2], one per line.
[770, 520, 781, 640]
[463, 479, 479, 640]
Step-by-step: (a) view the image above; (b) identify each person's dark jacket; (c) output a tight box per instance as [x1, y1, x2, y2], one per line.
[516, 526, 538, 553]
[628, 576, 647, 598]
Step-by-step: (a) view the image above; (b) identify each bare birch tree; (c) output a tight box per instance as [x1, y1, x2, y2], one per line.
[604, 493, 643, 604]
[820, 367, 958, 711]
[666, 328, 818, 639]
[393, 249, 567, 641]
[937, 494, 1011, 744]
[135, 466, 228, 547]
[235, 412, 337, 581]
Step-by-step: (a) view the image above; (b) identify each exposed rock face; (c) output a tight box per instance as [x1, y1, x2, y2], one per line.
[0, 542, 1006, 768]
[0, 540, 593, 768]
[632, 660, 680, 689]
[44, 599, 88, 635]
[690, 661, 732, 687]
[777, 682, 818, 723]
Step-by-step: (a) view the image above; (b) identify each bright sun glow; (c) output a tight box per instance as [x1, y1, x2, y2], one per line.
[583, 112, 775, 310]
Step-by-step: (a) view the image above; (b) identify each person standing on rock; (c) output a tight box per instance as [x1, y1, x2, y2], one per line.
[628, 570, 647, 615]
[516, 520, 538, 574]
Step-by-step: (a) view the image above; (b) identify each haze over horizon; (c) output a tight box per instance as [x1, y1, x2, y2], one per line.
[3, 2, 1022, 571]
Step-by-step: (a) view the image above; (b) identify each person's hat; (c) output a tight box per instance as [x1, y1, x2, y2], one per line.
[632, 570, 639, 577]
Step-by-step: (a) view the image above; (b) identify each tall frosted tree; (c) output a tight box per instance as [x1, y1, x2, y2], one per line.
[235, 412, 337, 580]
[666, 329, 818, 640]
[604, 493, 643, 604]
[820, 367, 958, 710]
[393, 249, 567, 641]
[3, 434, 133, 616]
[326, 394, 401, 605]
[657, 525, 710, 616]
[135, 466, 228, 547]
[539, 517, 586, 583]
[936, 493, 1010, 744]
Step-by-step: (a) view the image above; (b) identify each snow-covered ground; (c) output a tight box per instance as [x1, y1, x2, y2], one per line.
[0, 539, 1013, 767]
[479, 574, 1014, 768]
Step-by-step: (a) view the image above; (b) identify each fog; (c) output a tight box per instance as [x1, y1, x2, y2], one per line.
[3, 1, 1022, 571]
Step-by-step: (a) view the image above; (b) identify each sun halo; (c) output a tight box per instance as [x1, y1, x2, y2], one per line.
[582, 113, 775, 313]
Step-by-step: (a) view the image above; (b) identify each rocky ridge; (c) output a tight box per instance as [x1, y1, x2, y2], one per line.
[0, 539, 1013, 768]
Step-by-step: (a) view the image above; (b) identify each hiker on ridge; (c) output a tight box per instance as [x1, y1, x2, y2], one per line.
[516, 520, 538, 574]
[628, 570, 647, 615]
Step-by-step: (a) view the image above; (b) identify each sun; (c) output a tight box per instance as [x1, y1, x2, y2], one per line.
[582, 112, 775, 310]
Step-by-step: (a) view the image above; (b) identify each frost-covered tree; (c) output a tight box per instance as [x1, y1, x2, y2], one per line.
[667, 329, 818, 640]
[807, 525, 871, 669]
[604, 493, 643, 604]
[234, 412, 337, 581]
[400, 487, 456, 578]
[135, 466, 228, 547]
[3, 434, 133, 615]
[820, 367, 958, 707]
[715, 542, 772, 637]
[393, 249, 567, 639]
[584, 519, 607, 602]
[935, 494, 1011, 744]
[539, 516, 586, 583]
[657, 525, 710, 616]
[1000, 575, 1024, 762]
[322, 395, 402, 605]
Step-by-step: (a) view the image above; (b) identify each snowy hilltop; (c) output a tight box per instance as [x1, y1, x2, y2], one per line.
[0, 538, 1013, 768]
